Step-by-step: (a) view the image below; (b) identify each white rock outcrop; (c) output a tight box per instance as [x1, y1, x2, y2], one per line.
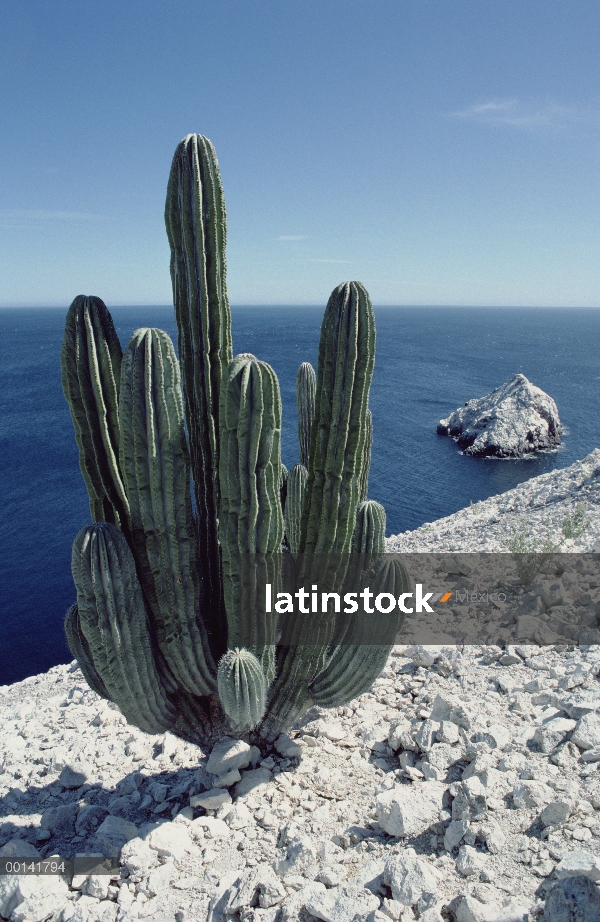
[437, 373, 561, 458]
[2, 452, 600, 922]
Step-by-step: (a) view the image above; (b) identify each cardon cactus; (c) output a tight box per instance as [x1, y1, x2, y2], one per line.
[62, 132, 400, 749]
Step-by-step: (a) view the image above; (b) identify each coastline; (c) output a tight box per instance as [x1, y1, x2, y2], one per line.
[2, 452, 600, 921]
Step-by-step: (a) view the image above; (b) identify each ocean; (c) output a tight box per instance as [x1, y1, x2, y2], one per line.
[1, 305, 599, 685]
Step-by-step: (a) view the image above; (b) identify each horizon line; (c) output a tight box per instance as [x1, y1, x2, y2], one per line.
[2, 302, 600, 311]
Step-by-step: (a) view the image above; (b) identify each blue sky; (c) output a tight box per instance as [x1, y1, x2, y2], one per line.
[1, 1, 599, 307]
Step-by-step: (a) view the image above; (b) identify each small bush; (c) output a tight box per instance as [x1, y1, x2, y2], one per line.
[560, 502, 588, 540]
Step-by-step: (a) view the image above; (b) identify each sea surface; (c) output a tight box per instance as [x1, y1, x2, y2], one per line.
[1, 305, 599, 684]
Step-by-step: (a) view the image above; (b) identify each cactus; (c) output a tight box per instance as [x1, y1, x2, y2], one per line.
[219, 354, 284, 692]
[64, 604, 111, 701]
[352, 499, 386, 555]
[165, 134, 232, 640]
[284, 463, 308, 554]
[300, 282, 375, 555]
[358, 408, 372, 502]
[296, 362, 316, 468]
[72, 523, 176, 734]
[61, 296, 129, 529]
[119, 327, 217, 697]
[217, 647, 267, 732]
[310, 556, 410, 707]
[63, 133, 401, 752]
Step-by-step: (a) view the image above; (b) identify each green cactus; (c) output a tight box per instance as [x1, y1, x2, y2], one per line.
[61, 295, 129, 529]
[119, 327, 217, 697]
[285, 463, 308, 554]
[300, 282, 375, 555]
[64, 604, 111, 702]
[217, 647, 267, 732]
[63, 133, 401, 752]
[310, 556, 410, 707]
[352, 499, 386, 555]
[296, 362, 316, 468]
[165, 134, 232, 641]
[219, 353, 283, 680]
[72, 523, 175, 734]
[358, 408, 372, 502]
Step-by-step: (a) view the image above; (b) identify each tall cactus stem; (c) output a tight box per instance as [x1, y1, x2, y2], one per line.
[285, 464, 308, 555]
[359, 408, 372, 502]
[64, 604, 111, 701]
[219, 353, 284, 657]
[165, 134, 233, 638]
[61, 295, 129, 528]
[119, 328, 217, 697]
[296, 362, 316, 468]
[300, 282, 375, 554]
[72, 523, 176, 735]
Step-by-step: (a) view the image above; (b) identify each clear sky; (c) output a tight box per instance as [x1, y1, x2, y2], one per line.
[1, 1, 599, 307]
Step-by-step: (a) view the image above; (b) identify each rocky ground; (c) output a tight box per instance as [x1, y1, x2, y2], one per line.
[3, 452, 600, 922]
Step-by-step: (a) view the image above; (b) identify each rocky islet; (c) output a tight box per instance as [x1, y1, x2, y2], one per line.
[437, 374, 562, 459]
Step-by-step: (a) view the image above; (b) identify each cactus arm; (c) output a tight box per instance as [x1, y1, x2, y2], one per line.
[217, 647, 267, 732]
[358, 408, 372, 503]
[165, 134, 232, 628]
[72, 523, 175, 734]
[219, 354, 284, 651]
[61, 295, 129, 527]
[296, 362, 316, 468]
[300, 282, 375, 554]
[284, 464, 308, 555]
[309, 556, 409, 707]
[351, 499, 386, 555]
[64, 603, 112, 701]
[119, 328, 217, 696]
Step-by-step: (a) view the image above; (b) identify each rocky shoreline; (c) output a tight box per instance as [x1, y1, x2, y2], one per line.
[2, 452, 600, 922]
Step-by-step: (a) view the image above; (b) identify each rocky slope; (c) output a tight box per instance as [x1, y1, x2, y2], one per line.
[2, 452, 600, 922]
[437, 374, 562, 459]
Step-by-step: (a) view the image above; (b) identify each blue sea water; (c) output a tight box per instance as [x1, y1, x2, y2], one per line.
[1, 305, 600, 685]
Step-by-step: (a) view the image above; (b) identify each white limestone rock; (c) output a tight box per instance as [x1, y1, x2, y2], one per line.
[93, 815, 139, 854]
[147, 821, 200, 860]
[383, 849, 441, 906]
[0, 874, 70, 922]
[456, 844, 487, 878]
[542, 876, 600, 921]
[571, 712, 600, 751]
[190, 787, 232, 811]
[304, 883, 380, 922]
[555, 850, 600, 881]
[206, 737, 252, 776]
[376, 781, 445, 837]
[437, 373, 561, 458]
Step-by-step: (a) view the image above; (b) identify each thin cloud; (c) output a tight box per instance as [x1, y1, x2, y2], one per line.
[308, 258, 352, 264]
[277, 234, 309, 241]
[0, 209, 107, 221]
[447, 99, 594, 129]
